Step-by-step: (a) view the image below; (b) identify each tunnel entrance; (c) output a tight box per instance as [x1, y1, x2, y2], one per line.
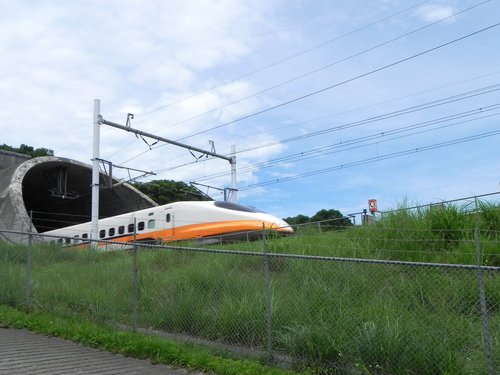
[0, 154, 157, 239]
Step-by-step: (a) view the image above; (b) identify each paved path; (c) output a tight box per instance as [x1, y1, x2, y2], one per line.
[0, 328, 202, 375]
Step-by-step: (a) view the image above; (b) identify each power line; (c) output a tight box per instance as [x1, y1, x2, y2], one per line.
[146, 84, 500, 176]
[116, 80, 500, 168]
[201, 70, 500, 153]
[119, 71, 500, 168]
[190, 105, 500, 182]
[148, 0, 490, 136]
[176, 21, 500, 142]
[134, 0, 432, 119]
[149, 106, 499, 185]
[107, 0, 438, 161]
[236, 84, 500, 154]
[110, 6, 495, 165]
[239, 130, 500, 190]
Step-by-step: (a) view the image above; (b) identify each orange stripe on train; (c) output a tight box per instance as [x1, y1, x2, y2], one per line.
[96, 220, 290, 246]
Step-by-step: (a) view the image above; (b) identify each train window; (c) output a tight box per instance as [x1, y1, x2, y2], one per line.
[73, 235, 80, 243]
[57, 238, 63, 245]
[82, 233, 88, 239]
[128, 223, 135, 233]
[118, 226, 125, 235]
[99, 229, 105, 239]
[138, 221, 145, 231]
[109, 228, 115, 237]
[65, 237, 71, 244]
[214, 201, 263, 213]
[166, 213, 171, 222]
[148, 219, 155, 229]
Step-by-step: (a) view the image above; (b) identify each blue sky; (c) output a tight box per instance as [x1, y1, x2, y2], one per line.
[1, 0, 499, 218]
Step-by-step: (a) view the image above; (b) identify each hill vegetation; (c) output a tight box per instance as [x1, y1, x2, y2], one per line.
[132, 179, 212, 204]
[284, 208, 352, 229]
[0, 143, 54, 158]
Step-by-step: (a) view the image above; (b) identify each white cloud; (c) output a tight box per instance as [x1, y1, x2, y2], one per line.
[414, 4, 455, 23]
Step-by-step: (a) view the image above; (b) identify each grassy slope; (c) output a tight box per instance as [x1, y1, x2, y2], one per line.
[0, 202, 498, 374]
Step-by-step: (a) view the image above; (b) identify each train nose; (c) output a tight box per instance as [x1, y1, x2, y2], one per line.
[274, 220, 294, 234]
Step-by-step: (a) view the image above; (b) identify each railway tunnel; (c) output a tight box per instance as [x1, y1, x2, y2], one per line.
[0, 150, 157, 243]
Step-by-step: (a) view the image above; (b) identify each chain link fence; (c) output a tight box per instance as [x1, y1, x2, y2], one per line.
[0, 226, 498, 374]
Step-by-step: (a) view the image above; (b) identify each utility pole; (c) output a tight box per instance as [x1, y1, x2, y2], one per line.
[230, 145, 237, 203]
[91, 99, 101, 243]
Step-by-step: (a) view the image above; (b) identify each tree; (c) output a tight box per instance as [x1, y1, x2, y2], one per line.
[284, 214, 310, 225]
[311, 209, 352, 229]
[285, 208, 352, 230]
[132, 180, 212, 205]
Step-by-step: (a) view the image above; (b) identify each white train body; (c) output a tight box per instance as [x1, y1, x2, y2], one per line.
[43, 201, 293, 247]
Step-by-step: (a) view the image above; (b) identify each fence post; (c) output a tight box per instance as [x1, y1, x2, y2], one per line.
[25, 211, 33, 308]
[131, 218, 138, 333]
[474, 227, 495, 375]
[262, 223, 273, 363]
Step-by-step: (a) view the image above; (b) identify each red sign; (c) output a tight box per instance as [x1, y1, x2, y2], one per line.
[368, 199, 377, 213]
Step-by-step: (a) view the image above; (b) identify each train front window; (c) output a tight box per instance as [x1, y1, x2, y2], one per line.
[214, 201, 263, 213]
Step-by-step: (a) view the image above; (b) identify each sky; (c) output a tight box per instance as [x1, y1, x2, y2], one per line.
[1, 0, 499, 219]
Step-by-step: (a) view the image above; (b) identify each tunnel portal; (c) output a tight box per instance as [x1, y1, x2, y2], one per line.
[0, 151, 157, 243]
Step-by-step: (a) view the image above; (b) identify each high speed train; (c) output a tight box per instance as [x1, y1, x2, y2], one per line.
[43, 200, 293, 247]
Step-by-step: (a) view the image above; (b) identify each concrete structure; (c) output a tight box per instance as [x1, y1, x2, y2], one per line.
[0, 150, 156, 243]
[0, 328, 201, 374]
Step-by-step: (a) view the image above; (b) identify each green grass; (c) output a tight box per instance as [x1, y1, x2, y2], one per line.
[0, 201, 499, 374]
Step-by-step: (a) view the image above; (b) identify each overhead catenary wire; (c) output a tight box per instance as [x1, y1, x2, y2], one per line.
[103, 20, 500, 196]
[144, 106, 499, 188]
[239, 130, 500, 190]
[117, 71, 500, 167]
[176, 21, 500, 142]
[146, 84, 500, 176]
[148, 0, 490, 136]
[134, 0, 432, 119]
[190, 107, 500, 182]
[235, 84, 500, 154]
[191, 70, 500, 152]
[108, 1, 486, 161]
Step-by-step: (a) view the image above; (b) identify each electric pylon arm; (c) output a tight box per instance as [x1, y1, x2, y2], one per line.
[99, 118, 234, 163]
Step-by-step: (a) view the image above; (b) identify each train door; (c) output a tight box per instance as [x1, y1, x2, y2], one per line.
[165, 207, 175, 240]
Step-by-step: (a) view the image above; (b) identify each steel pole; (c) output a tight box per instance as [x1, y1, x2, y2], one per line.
[91, 99, 101, 244]
[230, 145, 237, 203]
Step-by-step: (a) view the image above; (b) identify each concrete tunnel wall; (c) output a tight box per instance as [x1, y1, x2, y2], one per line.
[0, 152, 157, 244]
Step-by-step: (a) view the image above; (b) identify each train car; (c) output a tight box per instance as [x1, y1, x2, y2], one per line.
[43, 200, 293, 248]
